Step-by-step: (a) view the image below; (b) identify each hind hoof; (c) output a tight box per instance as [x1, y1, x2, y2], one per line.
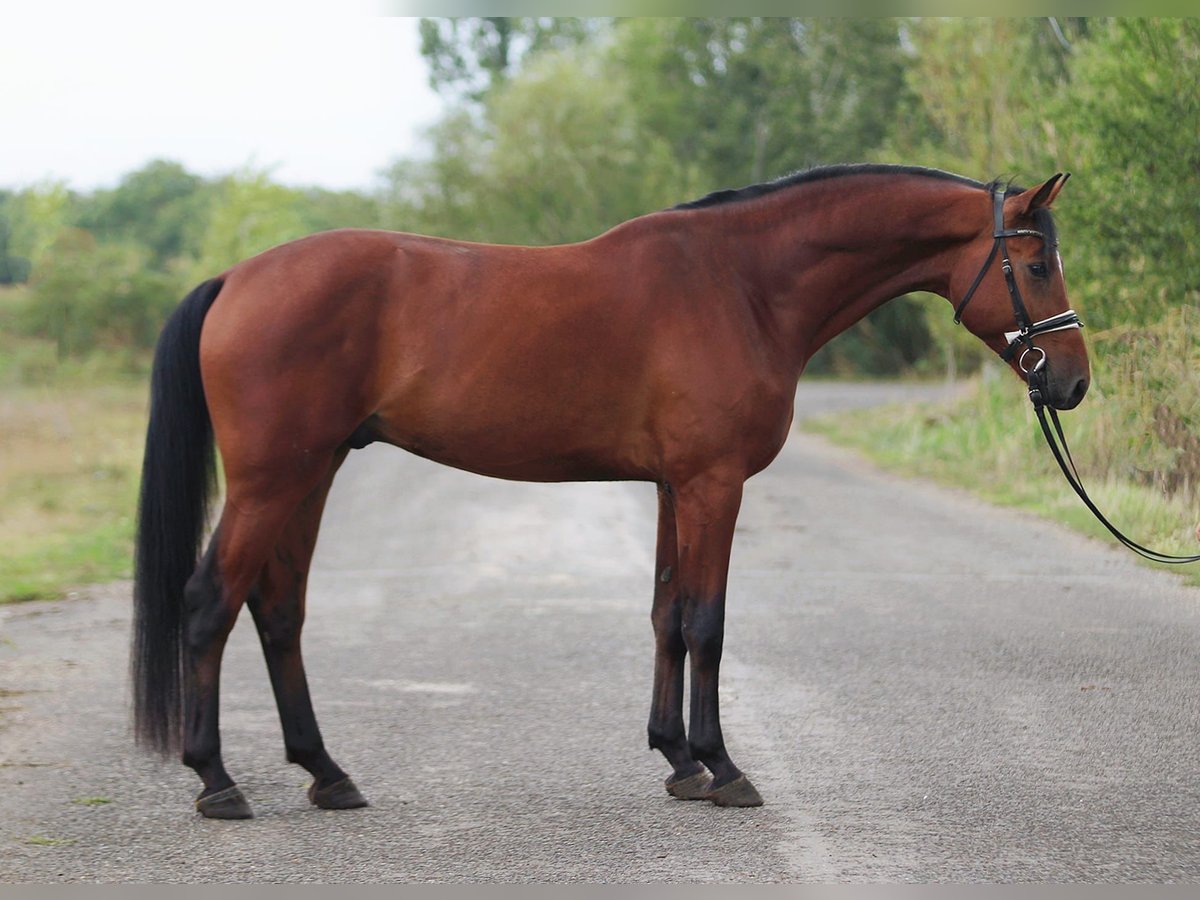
[196, 785, 253, 819]
[665, 770, 713, 800]
[308, 777, 369, 810]
[706, 774, 764, 808]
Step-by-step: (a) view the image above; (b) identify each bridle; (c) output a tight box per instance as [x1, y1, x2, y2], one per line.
[954, 183, 1200, 565]
[953, 183, 1082, 371]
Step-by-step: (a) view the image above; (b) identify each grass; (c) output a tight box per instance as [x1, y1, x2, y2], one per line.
[0, 290, 150, 603]
[0, 378, 147, 602]
[71, 796, 113, 807]
[22, 835, 77, 847]
[805, 369, 1200, 586]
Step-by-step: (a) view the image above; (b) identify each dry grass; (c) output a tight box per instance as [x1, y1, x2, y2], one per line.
[0, 347, 148, 602]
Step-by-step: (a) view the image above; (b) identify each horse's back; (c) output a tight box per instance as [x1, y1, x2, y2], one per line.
[198, 228, 682, 482]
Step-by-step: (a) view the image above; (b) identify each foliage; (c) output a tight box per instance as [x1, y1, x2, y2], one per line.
[192, 169, 310, 276]
[75, 160, 207, 270]
[1046, 18, 1200, 331]
[0, 191, 32, 284]
[19, 230, 180, 360]
[419, 17, 603, 100]
[616, 18, 911, 188]
[4, 181, 72, 272]
[1085, 308, 1200, 503]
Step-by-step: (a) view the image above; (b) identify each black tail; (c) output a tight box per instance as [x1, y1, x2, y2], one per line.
[132, 278, 224, 755]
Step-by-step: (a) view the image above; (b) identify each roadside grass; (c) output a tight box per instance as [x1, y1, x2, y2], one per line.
[1, 288, 149, 603]
[22, 834, 77, 847]
[805, 369, 1200, 586]
[71, 796, 113, 807]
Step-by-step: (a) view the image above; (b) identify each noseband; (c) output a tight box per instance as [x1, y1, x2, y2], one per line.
[953, 184, 1200, 565]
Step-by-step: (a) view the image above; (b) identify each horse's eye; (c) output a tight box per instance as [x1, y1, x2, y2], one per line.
[1029, 262, 1049, 279]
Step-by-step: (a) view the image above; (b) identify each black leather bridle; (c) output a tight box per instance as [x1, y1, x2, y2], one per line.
[953, 183, 1082, 367]
[956, 183, 1200, 565]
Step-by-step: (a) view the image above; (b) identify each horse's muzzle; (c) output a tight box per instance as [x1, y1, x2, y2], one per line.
[1049, 373, 1089, 410]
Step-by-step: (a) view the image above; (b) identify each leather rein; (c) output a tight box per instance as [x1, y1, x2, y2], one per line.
[956, 185, 1200, 565]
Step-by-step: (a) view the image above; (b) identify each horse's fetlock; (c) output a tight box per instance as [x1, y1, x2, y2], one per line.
[647, 722, 684, 752]
[182, 743, 219, 772]
[688, 735, 724, 766]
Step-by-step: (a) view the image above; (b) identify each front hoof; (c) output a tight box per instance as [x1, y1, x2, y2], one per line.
[308, 777, 369, 810]
[665, 770, 713, 800]
[196, 785, 253, 819]
[706, 774, 764, 808]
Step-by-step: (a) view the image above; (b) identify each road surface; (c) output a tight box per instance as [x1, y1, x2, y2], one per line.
[2, 381, 1199, 882]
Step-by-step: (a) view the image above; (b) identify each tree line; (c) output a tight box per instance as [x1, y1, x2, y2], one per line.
[1, 18, 1196, 377]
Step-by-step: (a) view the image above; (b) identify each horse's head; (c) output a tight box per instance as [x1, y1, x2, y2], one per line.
[951, 174, 1090, 410]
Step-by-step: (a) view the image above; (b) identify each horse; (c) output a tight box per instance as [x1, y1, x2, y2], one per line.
[131, 164, 1089, 819]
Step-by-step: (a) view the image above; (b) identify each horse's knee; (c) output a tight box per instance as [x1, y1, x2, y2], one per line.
[681, 603, 725, 662]
[652, 620, 686, 659]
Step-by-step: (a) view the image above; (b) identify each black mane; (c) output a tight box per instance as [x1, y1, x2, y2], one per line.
[672, 164, 984, 211]
[671, 163, 1057, 250]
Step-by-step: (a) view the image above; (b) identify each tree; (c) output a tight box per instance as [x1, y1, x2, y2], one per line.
[75, 160, 207, 270]
[479, 51, 682, 244]
[384, 47, 681, 247]
[1047, 18, 1200, 331]
[4, 181, 72, 278]
[192, 169, 308, 277]
[419, 17, 603, 101]
[0, 191, 32, 284]
[614, 18, 911, 190]
[19, 229, 177, 359]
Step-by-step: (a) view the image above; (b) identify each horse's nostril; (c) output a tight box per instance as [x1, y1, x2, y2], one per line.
[1066, 376, 1089, 409]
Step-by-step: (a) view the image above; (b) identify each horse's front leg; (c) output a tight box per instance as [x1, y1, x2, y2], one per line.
[648, 483, 710, 799]
[674, 471, 763, 807]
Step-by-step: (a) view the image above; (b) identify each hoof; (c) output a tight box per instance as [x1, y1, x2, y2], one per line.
[196, 785, 253, 820]
[308, 777, 369, 810]
[706, 774, 764, 808]
[665, 770, 713, 800]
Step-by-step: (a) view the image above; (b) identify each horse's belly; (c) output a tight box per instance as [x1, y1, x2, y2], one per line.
[369, 400, 654, 484]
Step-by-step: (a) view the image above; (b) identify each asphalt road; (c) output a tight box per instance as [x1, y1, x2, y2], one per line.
[3, 381, 1200, 883]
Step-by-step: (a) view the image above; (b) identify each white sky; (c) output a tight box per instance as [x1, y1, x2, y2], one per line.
[0, 10, 445, 193]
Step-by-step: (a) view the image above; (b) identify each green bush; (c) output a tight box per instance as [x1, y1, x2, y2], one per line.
[17, 229, 182, 360]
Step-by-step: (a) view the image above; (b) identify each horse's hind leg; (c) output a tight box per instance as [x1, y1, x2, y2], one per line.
[647, 483, 710, 800]
[247, 446, 367, 810]
[183, 454, 337, 819]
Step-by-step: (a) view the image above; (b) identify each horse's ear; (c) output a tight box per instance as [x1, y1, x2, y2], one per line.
[1011, 173, 1070, 216]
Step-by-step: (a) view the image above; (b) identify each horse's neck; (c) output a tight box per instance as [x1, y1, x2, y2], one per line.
[695, 176, 981, 371]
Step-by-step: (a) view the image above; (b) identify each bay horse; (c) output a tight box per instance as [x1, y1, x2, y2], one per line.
[132, 164, 1089, 819]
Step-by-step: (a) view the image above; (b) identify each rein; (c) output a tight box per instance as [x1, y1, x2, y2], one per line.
[959, 185, 1200, 565]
